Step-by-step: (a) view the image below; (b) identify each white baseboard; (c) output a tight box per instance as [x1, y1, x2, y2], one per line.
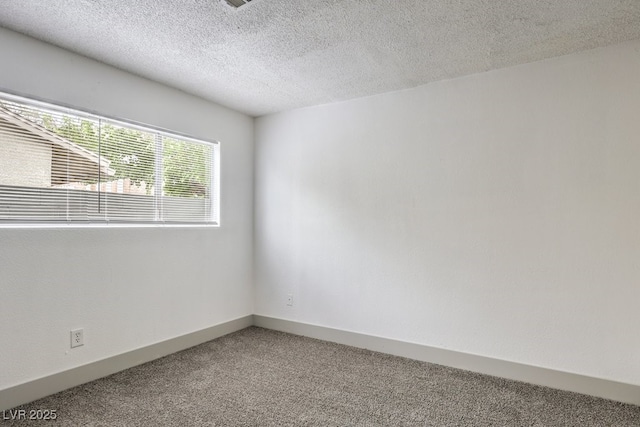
[254, 315, 640, 406]
[0, 315, 253, 411]
[3, 314, 638, 411]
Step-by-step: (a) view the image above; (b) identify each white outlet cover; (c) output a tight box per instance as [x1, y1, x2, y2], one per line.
[70, 329, 84, 348]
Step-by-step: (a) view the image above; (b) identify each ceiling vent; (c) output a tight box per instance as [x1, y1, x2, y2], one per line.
[224, 0, 254, 8]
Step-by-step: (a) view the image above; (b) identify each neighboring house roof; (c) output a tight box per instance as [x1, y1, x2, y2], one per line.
[0, 105, 115, 184]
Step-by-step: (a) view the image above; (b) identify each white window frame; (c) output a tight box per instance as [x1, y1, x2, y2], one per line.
[0, 91, 220, 228]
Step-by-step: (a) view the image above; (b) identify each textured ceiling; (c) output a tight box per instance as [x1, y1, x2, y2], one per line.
[1, 0, 640, 117]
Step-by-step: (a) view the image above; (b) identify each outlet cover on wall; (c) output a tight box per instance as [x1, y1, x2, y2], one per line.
[286, 294, 293, 306]
[70, 329, 84, 348]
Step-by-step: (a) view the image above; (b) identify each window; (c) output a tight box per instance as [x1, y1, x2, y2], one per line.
[0, 92, 219, 226]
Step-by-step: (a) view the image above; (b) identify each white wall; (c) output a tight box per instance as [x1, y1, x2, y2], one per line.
[255, 40, 640, 385]
[0, 28, 254, 389]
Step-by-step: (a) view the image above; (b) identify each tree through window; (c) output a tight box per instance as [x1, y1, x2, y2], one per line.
[0, 92, 219, 225]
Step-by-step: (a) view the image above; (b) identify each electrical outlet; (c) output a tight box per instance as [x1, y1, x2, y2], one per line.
[70, 329, 84, 348]
[286, 294, 293, 306]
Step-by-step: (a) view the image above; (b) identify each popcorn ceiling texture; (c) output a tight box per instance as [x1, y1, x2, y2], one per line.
[1, 0, 640, 116]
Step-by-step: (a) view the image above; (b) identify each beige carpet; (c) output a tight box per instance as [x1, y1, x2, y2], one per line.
[5, 327, 639, 426]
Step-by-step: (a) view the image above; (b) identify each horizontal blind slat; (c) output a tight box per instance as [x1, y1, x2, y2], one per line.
[0, 93, 218, 225]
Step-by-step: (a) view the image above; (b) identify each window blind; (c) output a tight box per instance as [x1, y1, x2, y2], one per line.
[0, 92, 219, 225]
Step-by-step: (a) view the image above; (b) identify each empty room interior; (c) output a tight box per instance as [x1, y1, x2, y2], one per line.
[1, 0, 639, 425]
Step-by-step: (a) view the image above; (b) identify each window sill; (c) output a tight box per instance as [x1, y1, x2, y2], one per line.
[0, 222, 220, 229]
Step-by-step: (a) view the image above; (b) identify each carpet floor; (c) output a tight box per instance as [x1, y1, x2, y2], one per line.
[4, 327, 639, 426]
